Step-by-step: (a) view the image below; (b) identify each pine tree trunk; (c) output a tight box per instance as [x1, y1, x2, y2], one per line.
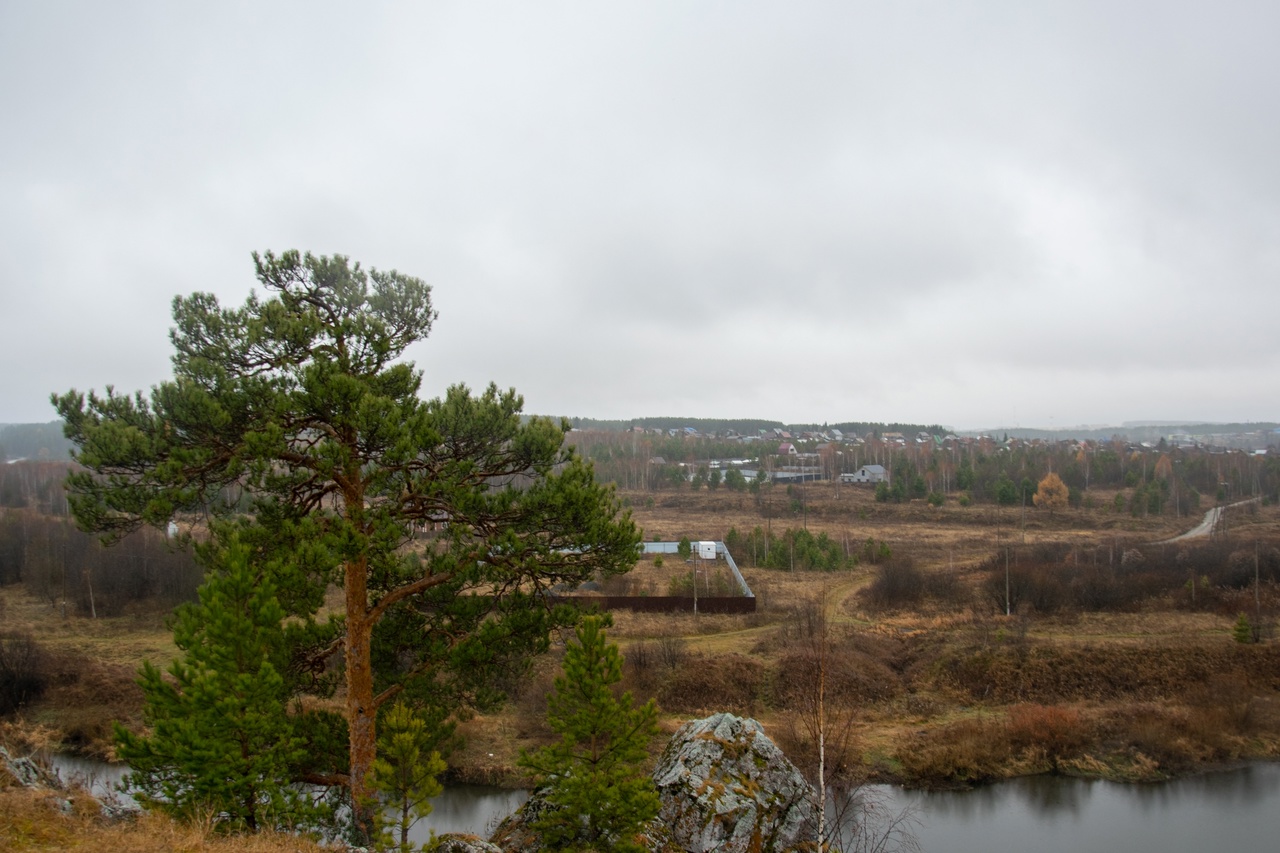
[346, 555, 378, 844]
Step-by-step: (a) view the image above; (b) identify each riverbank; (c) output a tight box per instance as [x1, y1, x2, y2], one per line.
[8, 591, 1280, 793]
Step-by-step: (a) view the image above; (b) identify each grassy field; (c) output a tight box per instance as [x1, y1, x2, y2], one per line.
[5, 483, 1280, 797]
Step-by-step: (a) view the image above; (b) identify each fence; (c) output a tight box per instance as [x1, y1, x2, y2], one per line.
[549, 594, 756, 614]
[553, 540, 756, 613]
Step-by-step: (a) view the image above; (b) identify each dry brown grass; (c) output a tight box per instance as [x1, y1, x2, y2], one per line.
[1, 588, 176, 670]
[621, 481, 1196, 571]
[6, 493, 1280, 793]
[0, 784, 331, 853]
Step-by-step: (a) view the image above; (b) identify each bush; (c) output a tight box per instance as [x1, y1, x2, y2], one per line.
[657, 653, 762, 715]
[656, 636, 686, 672]
[772, 645, 898, 708]
[0, 634, 48, 717]
[863, 558, 925, 610]
[1005, 703, 1089, 767]
[896, 718, 1009, 785]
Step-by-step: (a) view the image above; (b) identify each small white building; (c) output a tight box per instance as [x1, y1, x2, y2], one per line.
[697, 540, 717, 560]
[841, 464, 888, 484]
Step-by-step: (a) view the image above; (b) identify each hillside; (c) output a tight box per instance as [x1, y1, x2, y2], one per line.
[5, 481, 1280, 796]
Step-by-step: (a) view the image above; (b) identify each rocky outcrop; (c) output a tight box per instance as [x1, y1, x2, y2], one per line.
[652, 713, 815, 853]
[1, 745, 63, 789]
[488, 787, 559, 851]
[488, 786, 679, 852]
[432, 835, 504, 853]
[490, 713, 815, 853]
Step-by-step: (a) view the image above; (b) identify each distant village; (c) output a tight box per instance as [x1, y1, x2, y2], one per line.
[619, 424, 1280, 487]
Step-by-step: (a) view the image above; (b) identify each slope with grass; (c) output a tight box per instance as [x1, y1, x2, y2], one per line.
[5, 484, 1280, 795]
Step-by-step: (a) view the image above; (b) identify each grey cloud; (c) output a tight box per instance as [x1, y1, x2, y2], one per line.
[3, 1, 1278, 427]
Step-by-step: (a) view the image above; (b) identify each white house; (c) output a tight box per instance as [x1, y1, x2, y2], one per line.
[841, 464, 887, 484]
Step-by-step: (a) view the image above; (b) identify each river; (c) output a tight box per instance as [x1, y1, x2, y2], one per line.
[876, 765, 1280, 853]
[47, 756, 1280, 850]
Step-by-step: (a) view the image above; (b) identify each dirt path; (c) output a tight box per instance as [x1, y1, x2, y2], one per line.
[1158, 497, 1259, 543]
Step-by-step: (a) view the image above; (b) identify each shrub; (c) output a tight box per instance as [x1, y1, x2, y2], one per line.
[1005, 703, 1089, 767]
[895, 718, 1009, 785]
[863, 558, 925, 610]
[657, 653, 762, 715]
[772, 645, 898, 708]
[0, 634, 47, 717]
[924, 570, 964, 609]
[656, 636, 686, 672]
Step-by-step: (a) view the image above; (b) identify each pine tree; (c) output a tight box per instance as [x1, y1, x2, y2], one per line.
[518, 616, 660, 852]
[56, 251, 640, 841]
[114, 539, 321, 832]
[1233, 613, 1255, 644]
[372, 702, 447, 853]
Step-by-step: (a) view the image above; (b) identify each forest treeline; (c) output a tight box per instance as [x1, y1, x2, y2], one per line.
[567, 430, 1280, 516]
[977, 422, 1280, 444]
[0, 421, 74, 462]
[0, 509, 203, 615]
[0, 461, 203, 614]
[565, 416, 946, 436]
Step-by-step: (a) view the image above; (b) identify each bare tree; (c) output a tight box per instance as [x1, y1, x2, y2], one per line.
[788, 586, 919, 852]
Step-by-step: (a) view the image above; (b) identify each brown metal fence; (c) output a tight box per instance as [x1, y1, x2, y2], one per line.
[548, 594, 756, 614]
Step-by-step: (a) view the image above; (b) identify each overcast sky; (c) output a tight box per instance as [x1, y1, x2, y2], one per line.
[3, 1, 1277, 431]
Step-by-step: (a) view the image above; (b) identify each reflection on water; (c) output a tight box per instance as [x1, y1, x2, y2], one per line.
[882, 763, 1280, 853]
[49, 753, 131, 802]
[408, 785, 527, 842]
[49, 753, 526, 840]
[46, 754, 1280, 850]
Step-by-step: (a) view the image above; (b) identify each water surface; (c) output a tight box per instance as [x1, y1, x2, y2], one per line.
[49, 754, 1280, 851]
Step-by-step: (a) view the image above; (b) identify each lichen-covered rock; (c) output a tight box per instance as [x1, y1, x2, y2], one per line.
[433, 834, 504, 853]
[653, 713, 815, 853]
[0, 746, 64, 790]
[488, 786, 558, 851]
[489, 785, 680, 852]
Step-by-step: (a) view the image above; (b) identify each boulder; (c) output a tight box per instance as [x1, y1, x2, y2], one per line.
[653, 713, 815, 853]
[432, 834, 504, 853]
[489, 783, 679, 852]
[488, 786, 558, 851]
[1, 745, 64, 790]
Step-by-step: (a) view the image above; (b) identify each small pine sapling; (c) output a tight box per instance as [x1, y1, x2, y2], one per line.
[372, 702, 447, 853]
[518, 616, 660, 852]
[1233, 613, 1255, 644]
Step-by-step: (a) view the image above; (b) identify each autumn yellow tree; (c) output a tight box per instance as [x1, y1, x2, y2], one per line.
[1033, 472, 1069, 515]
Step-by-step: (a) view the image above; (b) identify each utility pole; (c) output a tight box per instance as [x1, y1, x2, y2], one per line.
[1005, 546, 1011, 617]
[693, 552, 698, 616]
